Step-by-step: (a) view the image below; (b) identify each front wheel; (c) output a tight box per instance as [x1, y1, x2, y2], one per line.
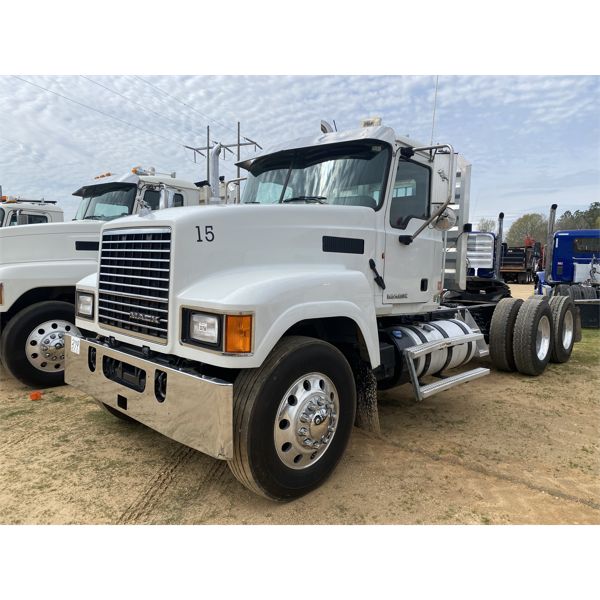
[0, 301, 80, 387]
[228, 336, 356, 501]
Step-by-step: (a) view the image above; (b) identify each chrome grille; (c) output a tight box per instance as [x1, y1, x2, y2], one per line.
[98, 227, 171, 343]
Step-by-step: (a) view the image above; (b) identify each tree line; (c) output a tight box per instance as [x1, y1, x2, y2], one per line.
[476, 202, 599, 247]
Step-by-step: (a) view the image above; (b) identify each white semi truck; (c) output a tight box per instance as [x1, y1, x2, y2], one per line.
[0, 167, 208, 387]
[0, 195, 64, 226]
[64, 123, 579, 501]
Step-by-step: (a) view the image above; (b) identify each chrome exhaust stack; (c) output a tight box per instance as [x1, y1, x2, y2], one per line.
[495, 211, 504, 279]
[544, 203, 558, 282]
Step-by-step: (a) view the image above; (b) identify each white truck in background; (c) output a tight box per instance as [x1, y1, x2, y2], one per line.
[0, 167, 209, 388]
[65, 121, 580, 501]
[0, 192, 64, 227]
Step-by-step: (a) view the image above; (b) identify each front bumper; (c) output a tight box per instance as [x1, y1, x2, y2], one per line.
[64, 335, 234, 459]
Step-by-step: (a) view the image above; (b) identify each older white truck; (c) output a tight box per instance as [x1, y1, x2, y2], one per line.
[65, 123, 579, 501]
[0, 195, 64, 226]
[0, 168, 207, 387]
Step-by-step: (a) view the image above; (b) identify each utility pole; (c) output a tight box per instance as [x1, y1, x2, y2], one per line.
[186, 121, 262, 202]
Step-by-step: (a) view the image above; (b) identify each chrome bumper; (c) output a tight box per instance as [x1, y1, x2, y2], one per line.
[64, 335, 233, 460]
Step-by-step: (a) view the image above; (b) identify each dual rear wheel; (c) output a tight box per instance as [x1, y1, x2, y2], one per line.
[490, 296, 576, 375]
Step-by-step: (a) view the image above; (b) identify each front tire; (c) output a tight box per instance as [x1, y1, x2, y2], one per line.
[228, 336, 356, 501]
[101, 403, 139, 424]
[0, 301, 80, 388]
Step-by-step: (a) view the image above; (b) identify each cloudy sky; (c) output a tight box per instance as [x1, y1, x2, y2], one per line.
[0, 75, 598, 228]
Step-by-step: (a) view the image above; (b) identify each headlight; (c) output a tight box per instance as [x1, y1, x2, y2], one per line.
[189, 312, 220, 346]
[76, 292, 94, 319]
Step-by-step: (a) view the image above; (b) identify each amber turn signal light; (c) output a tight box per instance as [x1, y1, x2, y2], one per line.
[225, 315, 252, 353]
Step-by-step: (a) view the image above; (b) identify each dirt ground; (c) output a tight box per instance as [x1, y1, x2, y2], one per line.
[1, 284, 598, 524]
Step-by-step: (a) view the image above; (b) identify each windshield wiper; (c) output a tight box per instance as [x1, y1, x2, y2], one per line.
[282, 196, 327, 204]
[82, 215, 106, 220]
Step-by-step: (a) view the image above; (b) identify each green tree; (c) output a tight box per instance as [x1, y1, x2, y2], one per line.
[556, 202, 600, 230]
[506, 213, 548, 246]
[477, 218, 496, 232]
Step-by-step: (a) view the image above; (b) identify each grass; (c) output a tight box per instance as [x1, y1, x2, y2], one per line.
[571, 329, 600, 367]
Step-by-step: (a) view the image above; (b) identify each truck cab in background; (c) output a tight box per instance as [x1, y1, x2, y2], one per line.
[446, 210, 511, 304]
[544, 226, 600, 326]
[0, 167, 207, 388]
[549, 230, 600, 289]
[0, 195, 64, 227]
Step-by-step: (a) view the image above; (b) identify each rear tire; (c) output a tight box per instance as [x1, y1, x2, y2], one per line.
[513, 297, 554, 376]
[489, 298, 523, 372]
[582, 286, 596, 299]
[548, 296, 576, 363]
[569, 285, 584, 300]
[553, 284, 570, 297]
[228, 336, 356, 501]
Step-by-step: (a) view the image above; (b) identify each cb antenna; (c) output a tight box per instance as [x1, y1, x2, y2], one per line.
[430, 75, 439, 146]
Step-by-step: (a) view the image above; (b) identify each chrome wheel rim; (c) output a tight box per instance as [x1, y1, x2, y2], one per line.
[562, 310, 574, 350]
[26, 319, 80, 373]
[274, 372, 339, 470]
[535, 315, 551, 360]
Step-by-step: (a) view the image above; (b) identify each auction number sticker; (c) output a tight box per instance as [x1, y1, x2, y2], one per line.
[70, 336, 81, 355]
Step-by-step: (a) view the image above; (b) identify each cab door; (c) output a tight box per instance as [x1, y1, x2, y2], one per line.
[382, 151, 450, 308]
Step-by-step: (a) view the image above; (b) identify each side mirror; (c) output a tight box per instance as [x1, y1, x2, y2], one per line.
[433, 207, 457, 231]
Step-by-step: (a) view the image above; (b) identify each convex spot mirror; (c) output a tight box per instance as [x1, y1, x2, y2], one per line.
[433, 207, 457, 231]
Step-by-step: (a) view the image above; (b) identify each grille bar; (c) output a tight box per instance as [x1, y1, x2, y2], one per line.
[98, 227, 171, 343]
[98, 297, 168, 313]
[99, 289, 169, 303]
[99, 265, 170, 273]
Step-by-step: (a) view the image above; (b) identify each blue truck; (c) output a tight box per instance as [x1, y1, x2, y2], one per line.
[541, 206, 599, 326]
[548, 229, 600, 290]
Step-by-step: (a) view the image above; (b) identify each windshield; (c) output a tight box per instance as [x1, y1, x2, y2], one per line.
[242, 141, 391, 209]
[79, 184, 137, 221]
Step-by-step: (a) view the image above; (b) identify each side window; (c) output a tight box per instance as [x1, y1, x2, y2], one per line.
[27, 214, 49, 224]
[389, 160, 430, 230]
[143, 189, 161, 210]
[172, 193, 184, 207]
[7, 212, 48, 225]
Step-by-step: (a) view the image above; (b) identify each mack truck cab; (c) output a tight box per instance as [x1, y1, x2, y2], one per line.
[0, 167, 207, 387]
[65, 122, 579, 501]
[0, 195, 64, 227]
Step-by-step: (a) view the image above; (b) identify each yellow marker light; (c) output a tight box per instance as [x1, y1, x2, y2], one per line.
[225, 315, 253, 353]
[0, 283, 4, 306]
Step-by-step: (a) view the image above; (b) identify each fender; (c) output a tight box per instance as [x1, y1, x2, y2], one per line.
[0, 261, 98, 313]
[175, 266, 380, 369]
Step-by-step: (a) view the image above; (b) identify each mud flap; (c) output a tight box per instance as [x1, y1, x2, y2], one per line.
[574, 306, 583, 342]
[353, 360, 380, 434]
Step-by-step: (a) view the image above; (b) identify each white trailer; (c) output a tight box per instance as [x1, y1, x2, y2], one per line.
[0, 167, 207, 387]
[65, 123, 580, 500]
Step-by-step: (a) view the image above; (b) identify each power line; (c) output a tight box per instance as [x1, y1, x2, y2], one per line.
[134, 75, 234, 134]
[79, 75, 193, 134]
[133, 76, 259, 147]
[13, 75, 188, 149]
